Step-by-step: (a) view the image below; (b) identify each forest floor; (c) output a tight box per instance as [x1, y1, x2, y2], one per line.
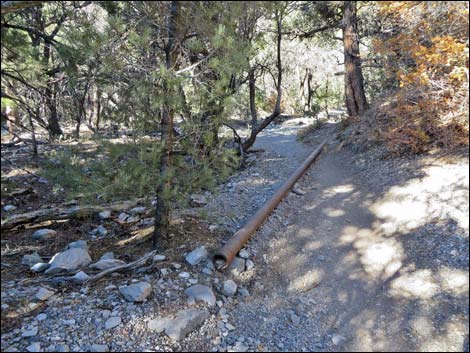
[1, 116, 469, 352]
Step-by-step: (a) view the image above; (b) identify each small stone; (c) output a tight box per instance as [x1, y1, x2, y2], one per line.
[172, 263, 181, 269]
[72, 271, 90, 282]
[66, 240, 88, 251]
[189, 194, 207, 207]
[245, 260, 255, 271]
[22, 253, 43, 267]
[3, 205, 16, 212]
[164, 309, 210, 341]
[332, 334, 346, 346]
[100, 252, 114, 261]
[99, 210, 111, 220]
[238, 249, 249, 259]
[292, 188, 306, 195]
[221, 280, 237, 297]
[119, 282, 152, 302]
[55, 344, 70, 352]
[62, 319, 75, 326]
[184, 285, 216, 307]
[22, 326, 38, 337]
[90, 226, 107, 237]
[185, 246, 208, 266]
[291, 313, 300, 325]
[179, 272, 190, 279]
[34, 288, 55, 301]
[32, 229, 57, 241]
[36, 313, 47, 321]
[90, 344, 109, 352]
[30, 263, 50, 273]
[2, 303, 10, 310]
[118, 213, 128, 222]
[239, 288, 250, 297]
[90, 259, 126, 270]
[130, 206, 146, 215]
[226, 323, 236, 331]
[104, 316, 121, 329]
[26, 342, 41, 352]
[153, 254, 166, 262]
[228, 257, 245, 277]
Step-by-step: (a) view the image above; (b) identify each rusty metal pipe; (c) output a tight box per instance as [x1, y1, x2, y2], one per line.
[214, 138, 328, 270]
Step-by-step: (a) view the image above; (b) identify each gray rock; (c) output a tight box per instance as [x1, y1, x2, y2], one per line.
[4, 205, 16, 212]
[222, 280, 237, 297]
[118, 213, 128, 222]
[100, 252, 114, 261]
[55, 344, 69, 352]
[184, 285, 216, 307]
[292, 188, 306, 195]
[332, 334, 346, 346]
[178, 272, 190, 279]
[290, 313, 300, 325]
[71, 271, 90, 282]
[30, 262, 50, 273]
[245, 259, 255, 271]
[45, 248, 92, 274]
[32, 229, 57, 241]
[189, 194, 208, 207]
[22, 252, 43, 267]
[130, 206, 146, 215]
[165, 309, 210, 341]
[90, 259, 126, 270]
[185, 246, 208, 266]
[228, 257, 245, 277]
[66, 240, 88, 251]
[98, 210, 111, 220]
[147, 317, 170, 333]
[90, 226, 107, 237]
[119, 282, 152, 302]
[90, 344, 109, 352]
[26, 342, 41, 352]
[34, 288, 55, 301]
[104, 316, 121, 329]
[238, 249, 249, 259]
[239, 288, 250, 297]
[36, 313, 47, 321]
[153, 254, 166, 262]
[22, 326, 38, 337]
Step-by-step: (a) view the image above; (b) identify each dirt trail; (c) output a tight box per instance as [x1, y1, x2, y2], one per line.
[226, 125, 469, 352]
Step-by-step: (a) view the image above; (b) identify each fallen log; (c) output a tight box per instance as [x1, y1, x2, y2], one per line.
[1, 198, 146, 231]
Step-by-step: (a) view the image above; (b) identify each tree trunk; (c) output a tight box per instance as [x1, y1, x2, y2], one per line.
[95, 86, 101, 130]
[153, 1, 178, 248]
[43, 40, 63, 138]
[343, 1, 368, 118]
[242, 10, 283, 153]
[248, 67, 257, 134]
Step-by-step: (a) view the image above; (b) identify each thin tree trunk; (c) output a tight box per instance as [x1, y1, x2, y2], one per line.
[153, 1, 178, 248]
[242, 11, 283, 153]
[95, 86, 101, 130]
[43, 41, 63, 138]
[343, 1, 368, 118]
[28, 112, 38, 157]
[248, 67, 257, 135]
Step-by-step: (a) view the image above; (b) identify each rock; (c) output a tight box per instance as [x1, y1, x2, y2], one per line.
[1, 303, 9, 310]
[90, 226, 107, 237]
[238, 249, 249, 259]
[90, 344, 109, 352]
[118, 213, 128, 222]
[90, 259, 126, 271]
[3, 205, 16, 212]
[185, 246, 208, 266]
[130, 206, 146, 215]
[22, 252, 43, 267]
[222, 280, 237, 297]
[245, 155, 257, 165]
[228, 257, 245, 277]
[153, 254, 166, 262]
[22, 326, 38, 337]
[45, 248, 92, 274]
[32, 229, 57, 241]
[184, 285, 216, 307]
[119, 282, 152, 302]
[36, 313, 47, 321]
[245, 259, 255, 271]
[239, 288, 250, 297]
[71, 271, 90, 282]
[104, 316, 121, 329]
[30, 263, 50, 273]
[292, 188, 306, 195]
[189, 194, 208, 207]
[332, 334, 346, 346]
[100, 252, 114, 261]
[290, 313, 300, 325]
[34, 288, 55, 301]
[66, 240, 88, 251]
[178, 272, 190, 279]
[26, 342, 41, 352]
[99, 210, 111, 220]
[148, 317, 170, 333]
[54, 344, 70, 352]
[165, 309, 210, 341]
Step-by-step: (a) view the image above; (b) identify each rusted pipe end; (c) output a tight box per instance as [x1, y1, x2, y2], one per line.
[213, 254, 228, 271]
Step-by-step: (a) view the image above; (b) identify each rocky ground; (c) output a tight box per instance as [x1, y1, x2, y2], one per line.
[1, 116, 469, 352]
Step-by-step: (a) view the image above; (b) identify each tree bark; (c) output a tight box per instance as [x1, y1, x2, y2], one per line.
[343, 1, 367, 117]
[153, 1, 178, 248]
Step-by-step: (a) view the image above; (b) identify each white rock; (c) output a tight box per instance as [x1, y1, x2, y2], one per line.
[245, 259, 255, 271]
[179, 272, 190, 279]
[185, 246, 208, 266]
[238, 249, 249, 259]
[153, 254, 166, 262]
[45, 248, 92, 274]
[99, 210, 111, 219]
[30, 262, 50, 273]
[32, 229, 57, 241]
[332, 334, 346, 345]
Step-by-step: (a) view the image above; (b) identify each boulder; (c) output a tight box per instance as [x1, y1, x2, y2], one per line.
[22, 252, 43, 266]
[164, 309, 210, 341]
[32, 229, 57, 241]
[185, 246, 208, 266]
[45, 248, 92, 274]
[184, 285, 216, 307]
[119, 282, 152, 302]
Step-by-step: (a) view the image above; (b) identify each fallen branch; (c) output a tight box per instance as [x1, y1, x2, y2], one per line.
[1, 198, 146, 231]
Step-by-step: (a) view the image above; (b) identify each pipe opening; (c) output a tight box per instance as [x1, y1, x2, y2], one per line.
[213, 254, 228, 271]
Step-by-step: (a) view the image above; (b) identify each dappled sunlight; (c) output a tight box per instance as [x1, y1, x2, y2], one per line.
[323, 183, 355, 196]
[437, 267, 469, 296]
[389, 269, 440, 299]
[287, 268, 323, 292]
[420, 320, 468, 352]
[323, 207, 345, 217]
